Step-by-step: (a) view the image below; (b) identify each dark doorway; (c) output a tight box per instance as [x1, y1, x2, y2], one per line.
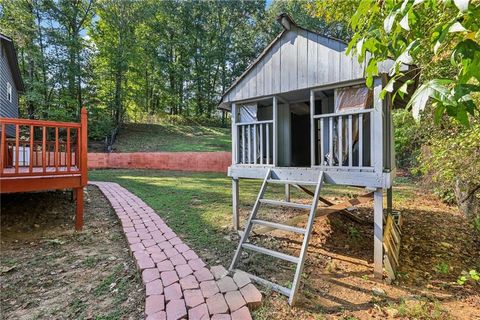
[291, 113, 311, 167]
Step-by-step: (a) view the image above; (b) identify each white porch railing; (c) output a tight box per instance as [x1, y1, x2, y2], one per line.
[312, 109, 374, 171]
[236, 120, 274, 165]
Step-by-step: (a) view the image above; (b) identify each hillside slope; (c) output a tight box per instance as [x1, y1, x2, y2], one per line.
[112, 123, 231, 152]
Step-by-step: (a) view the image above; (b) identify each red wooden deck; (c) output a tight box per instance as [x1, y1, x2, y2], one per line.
[0, 108, 88, 230]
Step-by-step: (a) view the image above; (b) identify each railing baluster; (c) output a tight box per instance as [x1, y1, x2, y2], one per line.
[266, 123, 270, 165]
[0, 124, 5, 172]
[30, 125, 34, 173]
[55, 127, 59, 172]
[329, 117, 333, 166]
[359, 114, 363, 167]
[253, 124, 257, 165]
[248, 124, 251, 164]
[241, 125, 245, 164]
[260, 124, 263, 165]
[67, 128, 71, 171]
[42, 126, 46, 173]
[15, 124, 19, 173]
[348, 115, 353, 167]
[320, 118, 324, 166]
[338, 116, 343, 167]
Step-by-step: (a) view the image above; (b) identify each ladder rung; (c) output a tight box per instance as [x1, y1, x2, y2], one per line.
[232, 269, 291, 296]
[259, 199, 311, 210]
[267, 179, 317, 186]
[241, 243, 299, 263]
[252, 219, 306, 234]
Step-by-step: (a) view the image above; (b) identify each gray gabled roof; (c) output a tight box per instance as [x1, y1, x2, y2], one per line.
[1, 33, 25, 93]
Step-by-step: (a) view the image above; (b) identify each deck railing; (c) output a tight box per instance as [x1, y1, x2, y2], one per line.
[0, 108, 88, 181]
[236, 120, 274, 165]
[312, 109, 374, 171]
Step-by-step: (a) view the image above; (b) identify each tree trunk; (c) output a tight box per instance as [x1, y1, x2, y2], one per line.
[454, 178, 480, 223]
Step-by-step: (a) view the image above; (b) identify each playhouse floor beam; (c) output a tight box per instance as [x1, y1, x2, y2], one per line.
[373, 188, 384, 279]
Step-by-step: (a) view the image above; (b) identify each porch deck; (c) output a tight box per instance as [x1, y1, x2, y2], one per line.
[0, 108, 88, 230]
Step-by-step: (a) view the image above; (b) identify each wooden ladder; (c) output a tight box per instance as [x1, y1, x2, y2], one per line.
[229, 168, 324, 305]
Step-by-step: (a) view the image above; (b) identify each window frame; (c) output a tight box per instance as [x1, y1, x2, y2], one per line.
[6, 81, 12, 103]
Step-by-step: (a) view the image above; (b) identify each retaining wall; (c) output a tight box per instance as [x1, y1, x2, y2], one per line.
[88, 152, 231, 173]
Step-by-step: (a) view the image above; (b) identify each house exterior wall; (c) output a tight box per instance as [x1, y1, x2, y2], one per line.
[221, 26, 366, 105]
[0, 41, 20, 137]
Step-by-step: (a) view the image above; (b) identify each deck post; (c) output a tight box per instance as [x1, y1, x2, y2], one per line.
[232, 178, 240, 231]
[231, 103, 238, 165]
[75, 187, 84, 231]
[272, 96, 278, 166]
[310, 90, 315, 166]
[374, 188, 384, 279]
[80, 107, 88, 186]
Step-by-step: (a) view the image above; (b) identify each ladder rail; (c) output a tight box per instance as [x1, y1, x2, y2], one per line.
[229, 169, 272, 271]
[288, 171, 324, 305]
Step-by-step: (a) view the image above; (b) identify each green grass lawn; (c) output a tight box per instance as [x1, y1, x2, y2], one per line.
[89, 169, 367, 266]
[113, 123, 231, 152]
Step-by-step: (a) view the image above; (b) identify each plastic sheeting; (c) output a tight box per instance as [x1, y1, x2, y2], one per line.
[335, 85, 373, 113]
[239, 104, 260, 164]
[325, 86, 373, 166]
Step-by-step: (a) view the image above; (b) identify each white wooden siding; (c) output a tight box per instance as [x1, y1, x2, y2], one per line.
[222, 26, 366, 105]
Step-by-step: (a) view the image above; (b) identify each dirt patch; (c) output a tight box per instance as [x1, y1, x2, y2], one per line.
[234, 183, 480, 319]
[0, 186, 144, 320]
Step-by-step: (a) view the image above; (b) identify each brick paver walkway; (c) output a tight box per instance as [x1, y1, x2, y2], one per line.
[91, 182, 262, 320]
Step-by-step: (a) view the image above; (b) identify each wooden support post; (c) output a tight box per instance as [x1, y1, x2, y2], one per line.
[272, 96, 278, 166]
[285, 184, 290, 202]
[231, 103, 238, 165]
[310, 90, 315, 166]
[232, 178, 240, 231]
[75, 187, 84, 231]
[80, 107, 88, 186]
[374, 188, 384, 279]
[387, 186, 393, 216]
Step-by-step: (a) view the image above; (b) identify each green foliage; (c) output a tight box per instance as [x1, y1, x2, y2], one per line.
[417, 123, 480, 204]
[434, 262, 450, 274]
[348, 0, 480, 125]
[457, 269, 480, 285]
[393, 109, 423, 168]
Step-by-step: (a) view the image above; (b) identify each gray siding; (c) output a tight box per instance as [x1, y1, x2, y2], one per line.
[0, 41, 20, 137]
[222, 26, 366, 104]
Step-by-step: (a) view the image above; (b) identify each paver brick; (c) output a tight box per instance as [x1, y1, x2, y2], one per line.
[224, 290, 246, 312]
[138, 257, 155, 270]
[163, 231, 176, 240]
[146, 279, 164, 296]
[175, 264, 193, 278]
[174, 243, 190, 253]
[211, 265, 228, 280]
[142, 239, 157, 248]
[211, 314, 231, 320]
[194, 267, 214, 282]
[217, 276, 238, 293]
[170, 254, 187, 266]
[142, 268, 160, 284]
[146, 311, 166, 320]
[206, 292, 229, 315]
[180, 274, 200, 290]
[184, 289, 205, 308]
[240, 283, 262, 309]
[147, 246, 163, 255]
[188, 303, 209, 320]
[166, 299, 187, 320]
[130, 242, 145, 252]
[188, 258, 206, 271]
[161, 270, 179, 287]
[183, 249, 199, 261]
[231, 306, 252, 320]
[127, 236, 141, 245]
[164, 283, 183, 301]
[169, 236, 183, 246]
[145, 294, 165, 316]
[233, 271, 251, 288]
[158, 241, 173, 250]
[164, 247, 179, 258]
[157, 260, 174, 272]
[200, 280, 220, 299]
